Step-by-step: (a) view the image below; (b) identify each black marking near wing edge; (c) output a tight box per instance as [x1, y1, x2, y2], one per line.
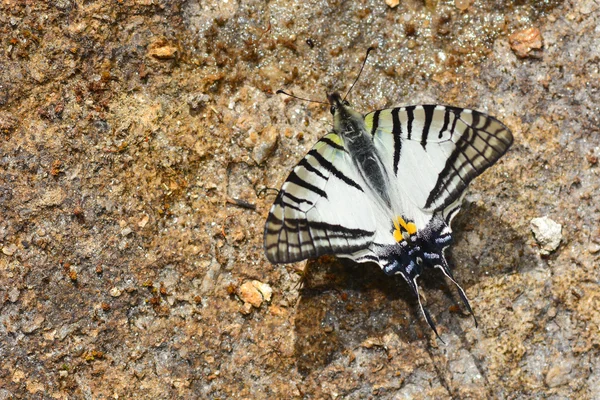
[391, 108, 402, 175]
[308, 149, 364, 192]
[265, 214, 374, 262]
[287, 171, 328, 198]
[275, 199, 304, 212]
[421, 105, 435, 149]
[370, 110, 381, 137]
[405, 106, 416, 140]
[448, 107, 461, 137]
[265, 234, 366, 250]
[439, 107, 451, 139]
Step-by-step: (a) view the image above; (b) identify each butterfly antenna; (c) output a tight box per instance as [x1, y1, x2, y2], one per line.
[276, 90, 328, 105]
[435, 263, 478, 328]
[343, 46, 376, 102]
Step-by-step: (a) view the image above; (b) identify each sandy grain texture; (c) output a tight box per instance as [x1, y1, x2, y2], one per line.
[0, 0, 599, 398]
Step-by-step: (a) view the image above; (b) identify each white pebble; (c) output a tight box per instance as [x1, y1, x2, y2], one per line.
[530, 216, 562, 255]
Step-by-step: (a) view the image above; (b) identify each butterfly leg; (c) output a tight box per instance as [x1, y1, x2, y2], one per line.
[435, 262, 478, 328]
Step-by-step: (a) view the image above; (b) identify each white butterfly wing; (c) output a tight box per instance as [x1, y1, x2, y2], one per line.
[365, 105, 513, 215]
[264, 133, 385, 264]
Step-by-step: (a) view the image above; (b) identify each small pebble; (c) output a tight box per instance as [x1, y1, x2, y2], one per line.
[589, 243, 600, 254]
[8, 288, 19, 302]
[530, 216, 562, 255]
[148, 42, 178, 59]
[545, 359, 572, 387]
[237, 281, 263, 308]
[455, 0, 470, 10]
[385, 0, 399, 8]
[138, 214, 149, 228]
[2, 243, 17, 256]
[252, 126, 278, 165]
[252, 280, 273, 303]
[237, 280, 273, 309]
[109, 287, 122, 297]
[509, 27, 543, 58]
[22, 314, 45, 334]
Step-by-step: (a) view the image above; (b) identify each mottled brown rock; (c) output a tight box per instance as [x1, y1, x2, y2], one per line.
[1, 0, 598, 398]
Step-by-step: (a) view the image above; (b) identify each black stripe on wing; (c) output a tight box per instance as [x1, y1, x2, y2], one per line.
[298, 158, 328, 180]
[320, 137, 347, 151]
[265, 216, 373, 240]
[288, 171, 328, 199]
[308, 149, 364, 192]
[391, 108, 402, 175]
[266, 214, 375, 239]
[439, 107, 451, 139]
[356, 254, 380, 262]
[425, 109, 513, 211]
[281, 191, 314, 206]
[420, 105, 436, 149]
[405, 106, 416, 140]
[370, 110, 381, 137]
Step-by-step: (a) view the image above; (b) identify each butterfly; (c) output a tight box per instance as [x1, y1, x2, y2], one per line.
[263, 90, 513, 338]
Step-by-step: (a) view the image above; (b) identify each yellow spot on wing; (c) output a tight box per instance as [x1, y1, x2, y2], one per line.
[326, 133, 344, 147]
[392, 216, 418, 242]
[364, 114, 373, 132]
[397, 217, 417, 235]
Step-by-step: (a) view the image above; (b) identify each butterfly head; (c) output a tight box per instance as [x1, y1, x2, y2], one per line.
[327, 92, 350, 115]
[327, 92, 365, 139]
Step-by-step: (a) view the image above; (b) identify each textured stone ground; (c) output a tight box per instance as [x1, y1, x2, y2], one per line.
[1, 0, 599, 398]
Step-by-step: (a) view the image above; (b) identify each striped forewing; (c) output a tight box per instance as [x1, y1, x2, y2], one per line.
[264, 133, 378, 263]
[364, 105, 513, 212]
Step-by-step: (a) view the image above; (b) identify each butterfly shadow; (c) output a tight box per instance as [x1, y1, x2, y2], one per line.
[291, 200, 538, 378]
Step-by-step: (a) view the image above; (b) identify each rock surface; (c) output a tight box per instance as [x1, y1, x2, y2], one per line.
[1, 0, 599, 398]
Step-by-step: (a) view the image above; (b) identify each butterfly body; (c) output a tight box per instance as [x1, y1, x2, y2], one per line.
[264, 92, 513, 334]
